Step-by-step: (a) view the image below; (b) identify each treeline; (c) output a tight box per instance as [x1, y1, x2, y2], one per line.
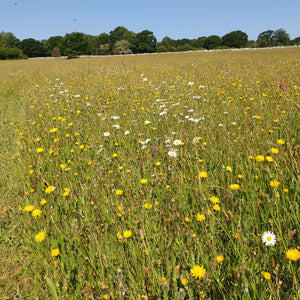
[0, 27, 299, 59]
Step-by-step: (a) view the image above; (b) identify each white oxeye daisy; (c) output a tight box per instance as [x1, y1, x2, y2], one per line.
[168, 149, 177, 157]
[124, 130, 130, 135]
[173, 139, 182, 146]
[262, 231, 277, 246]
[104, 132, 110, 137]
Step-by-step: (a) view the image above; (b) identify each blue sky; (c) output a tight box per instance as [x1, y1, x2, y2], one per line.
[1, 0, 299, 42]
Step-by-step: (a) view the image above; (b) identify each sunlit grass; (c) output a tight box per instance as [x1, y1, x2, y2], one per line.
[0, 48, 299, 299]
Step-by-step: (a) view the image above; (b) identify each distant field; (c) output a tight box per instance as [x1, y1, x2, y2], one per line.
[0, 48, 299, 299]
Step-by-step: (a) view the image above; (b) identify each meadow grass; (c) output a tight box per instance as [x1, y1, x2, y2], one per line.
[0, 48, 299, 299]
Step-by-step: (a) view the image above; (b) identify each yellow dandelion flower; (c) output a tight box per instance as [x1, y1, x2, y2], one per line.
[45, 185, 55, 194]
[216, 255, 224, 263]
[140, 178, 148, 184]
[115, 189, 123, 195]
[195, 213, 205, 222]
[63, 188, 70, 197]
[213, 204, 221, 211]
[261, 271, 271, 280]
[210, 196, 220, 204]
[226, 166, 232, 172]
[237, 174, 243, 179]
[156, 162, 161, 166]
[190, 265, 206, 279]
[285, 249, 300, 261]
[23, 205, 34, 212]
[51, 248, 60, 257]
[49, 128, 58, 133]
[40, 198, 47, 205]
[270, 180, 280, 188]
[277, 139, 285, 145]
[35, 231, 46, 242]
[32, 209, 42, 217]
[36, 148, 44, 153]
[185, 217, 191, 222]
[255, 155, 264, 162]
[123, 230, 132, 239]
[144, 203, 152, 209]
[271, 148, 279, 154]
[229, 184, 240, 190]
[112, 153, 118, 158]
[199, 171, 208, 178]
[181, 278, 188, 286]
[266, 156, 274, 162]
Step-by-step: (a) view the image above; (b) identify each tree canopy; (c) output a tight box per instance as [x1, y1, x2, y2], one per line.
[222, 30, 248, 48]
[0, 27, 298, 60]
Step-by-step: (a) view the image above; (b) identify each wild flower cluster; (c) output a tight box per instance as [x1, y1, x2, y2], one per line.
[3, 49, 300, 298]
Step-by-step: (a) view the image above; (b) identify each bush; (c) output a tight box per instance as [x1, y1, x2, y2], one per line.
[51, 47, 61, 57]
[0, 47, 25, 60]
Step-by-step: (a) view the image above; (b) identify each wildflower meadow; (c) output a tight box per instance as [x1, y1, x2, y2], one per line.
[0, 48, 299, 299]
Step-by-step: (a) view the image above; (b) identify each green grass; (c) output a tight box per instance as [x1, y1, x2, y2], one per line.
[0, 48, 299, 299]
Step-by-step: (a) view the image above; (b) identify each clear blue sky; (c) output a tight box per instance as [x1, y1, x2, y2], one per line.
[0, 0, 299, 42]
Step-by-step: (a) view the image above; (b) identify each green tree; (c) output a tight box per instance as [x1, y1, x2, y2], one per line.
[109, 27, 131, 46]
[291, 37, 300, 45]
[46, 36, 64, 51]
[0, 32, 20, 48]
[113, 40, 132, 55]
[159, 36, 176, 49]
[98, 33, 110, 45]
[271, 28, 290, 46]
[190, 37, 207, 49]
[203, 35, 222, 49]
[0, 47, 24, 60]
[99, 43, 111, 55]
[222, 30, 248, 48]
[19, 38, 50, 57]
[135, 30, 157, 53]
[256, 30, 274, 47]
[51, 47, 61, 57]
[61, 32, 88, 55]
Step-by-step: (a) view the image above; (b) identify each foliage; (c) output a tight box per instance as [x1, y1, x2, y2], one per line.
[135, 30, 157, 53]
[257, 29, 291, 47]
[109, 26, 136, 48]
[222, 30, 248, 48]
[51, 47, 61, 57]
[271, 28, 290, 46]
[99, 43, 111, 55]
[203, 35, 222, 49]
[0, 47, 24, 59]
[0, 31, 20, 48]
[19, 38, 50, 57]
[61, 32, 89, 56]
[46, 36, 64, 51]
[113, 40, 133, 55]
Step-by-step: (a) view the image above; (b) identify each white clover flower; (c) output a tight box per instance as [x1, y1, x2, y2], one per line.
[262, 231, 277, 246]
